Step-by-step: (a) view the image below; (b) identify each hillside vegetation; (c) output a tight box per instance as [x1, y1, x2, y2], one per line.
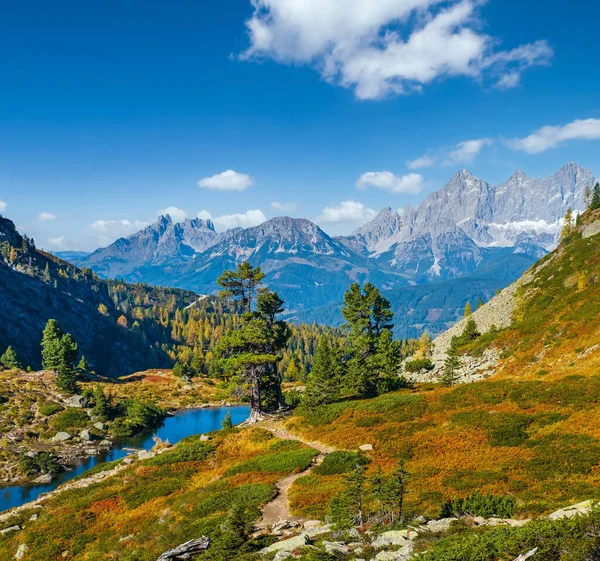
[287, 212, 600, 521]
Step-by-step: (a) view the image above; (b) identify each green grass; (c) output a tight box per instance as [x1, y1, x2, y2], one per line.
[225, 441, 318, 476]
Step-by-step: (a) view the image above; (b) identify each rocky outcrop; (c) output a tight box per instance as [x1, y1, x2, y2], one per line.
[581, 219, 600, 239]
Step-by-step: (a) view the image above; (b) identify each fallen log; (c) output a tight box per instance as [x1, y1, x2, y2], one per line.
[156, 537, 210, 560]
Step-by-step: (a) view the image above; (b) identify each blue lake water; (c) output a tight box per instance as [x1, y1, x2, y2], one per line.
[0, 405, 249, 512]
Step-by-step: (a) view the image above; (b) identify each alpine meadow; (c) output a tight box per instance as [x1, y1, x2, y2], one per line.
[2, 1, 600, 560]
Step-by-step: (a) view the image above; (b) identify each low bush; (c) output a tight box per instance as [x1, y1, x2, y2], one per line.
[145, 435, 215, 466]
[225, 443, 317, 476]
[37, 401, 63, 417]
[405, 358, 434, 372]
[49, 408, 89, 432]
[440, 490, 516, 519]
[19, 451, 62, 475]
[313, 451, 368, 476]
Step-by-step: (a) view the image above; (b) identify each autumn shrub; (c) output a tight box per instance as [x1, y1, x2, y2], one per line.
[299, 401, 350, 426]
[145, 434, 214, 466]
[37, 401, 63, 417]
[440, 490, 516, 518]
[313, 451, 368, 476]
[355, 416, 384, 427]
[49, 408, 89, 432]
[225, 443, 317, 476]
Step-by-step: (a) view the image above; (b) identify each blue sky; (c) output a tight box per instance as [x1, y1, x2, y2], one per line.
[1, 0, 600, 250]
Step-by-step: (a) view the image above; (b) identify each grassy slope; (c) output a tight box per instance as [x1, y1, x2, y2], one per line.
[0, 428, 318, 561]
[288, 219, 600, 520]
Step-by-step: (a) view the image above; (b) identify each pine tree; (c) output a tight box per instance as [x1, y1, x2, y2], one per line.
[302, 337, 343, 407]
[77, 355, 89, 371]
[92, 385, 110, 420]
[416, 331, 432, 359]
[345, 460, 366, 526]
[0, 346, 22, 370]
[442, 348, 460, 387]
[342, 282, 396, 399]
[43, 263, 51, 283]
[375, 329, 403, 394]
[221, 411, 233, 430]
[590, 183, 600, 211]
[389, 459, 409, 525]
[56, 333, 78, 393]
[41, 319, 64, 370]
[217, 262, 265, 313]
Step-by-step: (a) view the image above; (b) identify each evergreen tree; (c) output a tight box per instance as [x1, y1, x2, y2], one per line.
[41, 319, 64, 370]
[219, 502, 248, 551]
[388, 459, 409, 525]
[442, 348, 460, 388]
[0, 346, 22, 370]
[56, 333, 78, 393]
[217, 279, 289, 421]
[77, 355, 89, 371]
[590, 183, 600, 211]
[217, 262, 265, 313]
[375, 329, 404, 394]
[92, 385, 110, 420]
[43, 263, 51, 283]
[302, 337, 343, 407]
[342, 283, 398, 398]
[221, 411, 233, 430]
[345, 460, 366, 526]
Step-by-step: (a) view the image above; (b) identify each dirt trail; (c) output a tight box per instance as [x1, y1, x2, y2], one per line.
[256, 423, 334, 528]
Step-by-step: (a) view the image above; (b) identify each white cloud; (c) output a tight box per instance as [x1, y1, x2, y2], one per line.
[47, 236, 66, 249]
[242, 0, 552, 100]
[407, 155, 436, 169]
[357, 171, 424, 194]
[447, 138, 493, 164]
[198, 170, 254, 191]
[197, 210, 213, 221]
[507, 118, 600, 154]
[158, 207, 188, 223]
[271, 201, 297, 213]
[0, 200, 7, 213]
[319, 200, 377, 224]
[213, 209, 267, 230]
[38, 212, 57, 222]
[91, 219, 151, 246]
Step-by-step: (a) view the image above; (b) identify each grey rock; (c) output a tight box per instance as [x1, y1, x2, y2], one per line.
[93, 422, 107, 431]
[65, 395, 88, 408]
[29, 514, 38, 521]
[137, 450, 155, 460]
[79, 429, 92, 441]
[359, 444, 373, 452]
[52, 432, 72, 442]
[273, 552, 292, 561]
[261, 533, 311, 554]
[581, 220, 600, 239]
[372, 530, 410, 549]
[303, 524, 333, 538]
[548, 500, 597, 520]
[99, 439, 111, 447]
[15, 544, 28, 559]
[0, 525, 21, 535]
[424, 518, 455, 533]
[323, 541, 351, 555]
[32, 473, 52, 484]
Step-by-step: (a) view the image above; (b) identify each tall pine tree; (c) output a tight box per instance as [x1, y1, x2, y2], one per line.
[41, 319, 64, 370]
[302, 337, 344, 407]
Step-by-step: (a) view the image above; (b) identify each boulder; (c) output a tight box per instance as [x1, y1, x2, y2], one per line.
[99, 440, 111, 447]
[303, 520, 323, 529]
[261, 533, 311, 554]
[273, 552, 292, 561]
[303, 524, 333, 538]
[32, 473, 52, 484]
[372, 530, 409, 549]
[323, 541, 351, 555]
[52, 432, 72, 442]
[548, 500, 597, 520]
[359, 444, 373, 452]
[199, 435, 210, 442]
[29, 514, 38, 521]
[93, 422, 107, 431]
[0, 525, 21, 536]
[79, 429, 92, 441]
[425, 518, 455, 533]
[375, 544, 413, 561]
[15, 544, 28, 559]
[137, 450, 155, 460]
[65, 395, 88, 408]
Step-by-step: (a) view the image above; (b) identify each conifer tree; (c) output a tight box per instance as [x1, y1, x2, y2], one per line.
[561, 208, 575, 241]
[463, 301, 472, 317]
[92, 385, 110, 420]
[345, 460, 366, 526]
[77, 355, 89, 371]
[217, 262, 265, 313]
[41, 319, 64, 370]
[221, 411, 233, 430]
[56, 333, 78, 393]
[590, 183, 600, 211]
[442, 348, 460, 388]
[389, 459, 409, 525]
[43, 263, 51, 283]
[0, 346, 22, 370]
[302, 337, 343, 407]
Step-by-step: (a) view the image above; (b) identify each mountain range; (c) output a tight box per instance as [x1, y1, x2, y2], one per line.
[61, 163, 595, 337]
